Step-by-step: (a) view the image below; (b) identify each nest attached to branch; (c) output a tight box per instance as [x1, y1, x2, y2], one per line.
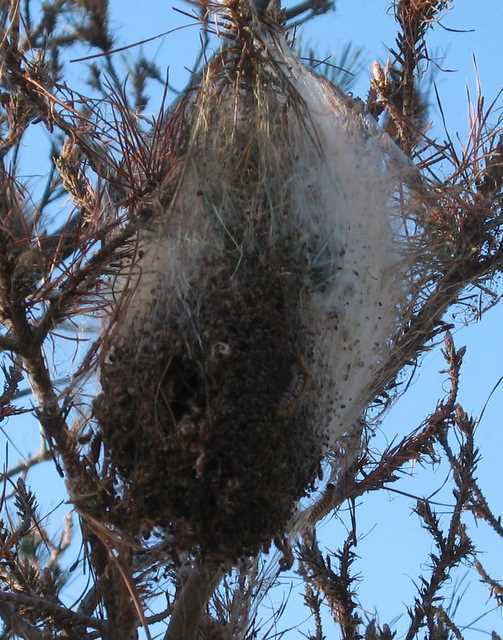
[94, 6, 422, 561]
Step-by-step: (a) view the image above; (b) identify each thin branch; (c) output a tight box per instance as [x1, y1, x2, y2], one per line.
[298, 533, 361, 640]
[474, 560, 503, 606]
[2, 448, 52, 480]
[284, 0, 334, 21]
[470, 482, 503, 538]
[0, 591, 107, 633]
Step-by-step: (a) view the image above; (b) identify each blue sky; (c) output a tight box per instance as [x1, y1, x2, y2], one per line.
[3, 1, 503, 637]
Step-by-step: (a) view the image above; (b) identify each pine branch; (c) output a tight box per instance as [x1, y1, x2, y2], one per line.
[305, 332, 462, 527]
[405, 405, 477, 639]
[298, 533, 362, 640]
[474, 560, 503, 606]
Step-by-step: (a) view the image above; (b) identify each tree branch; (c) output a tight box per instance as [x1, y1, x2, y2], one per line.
[284, 0, 334, 21]
[0, 591, 107, 635]
[164, 565, 222, 640]
[2, 448, 52, 479]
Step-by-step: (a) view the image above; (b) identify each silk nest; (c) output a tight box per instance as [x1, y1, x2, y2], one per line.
[94, 20, 422, 560]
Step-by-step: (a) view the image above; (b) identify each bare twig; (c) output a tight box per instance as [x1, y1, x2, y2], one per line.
[474, 560, 503, 605]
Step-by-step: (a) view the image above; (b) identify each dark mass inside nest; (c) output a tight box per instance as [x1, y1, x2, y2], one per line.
[94, 250, 323, 561]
